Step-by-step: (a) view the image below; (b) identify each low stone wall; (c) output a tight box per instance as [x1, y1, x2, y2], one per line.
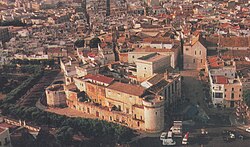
[4, 118, 40, 132]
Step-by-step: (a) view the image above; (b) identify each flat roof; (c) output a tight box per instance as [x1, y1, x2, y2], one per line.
[138, 53, 167, 62]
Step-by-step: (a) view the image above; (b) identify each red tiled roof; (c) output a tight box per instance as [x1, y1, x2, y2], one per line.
[85, 74, 114, 85]
[214, 76, 228, 84]
[100, 42, 108, 48]
[107, 82, 145, 97]
[207, 56, 224, 68]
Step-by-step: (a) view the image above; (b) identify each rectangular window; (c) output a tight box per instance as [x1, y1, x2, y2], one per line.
[200, 51, 201, 55]
[110, 116, 112, 121]
[231, 93, 234, 99]
[215, 93, 223, 98]
[201, 59, 202, 63]
[232, 88, 234, 91]
[126, 108, 129, 114]
[193, 59, 195, 63]
[96, 111, 99, 117]
[195, 51, 196, 55]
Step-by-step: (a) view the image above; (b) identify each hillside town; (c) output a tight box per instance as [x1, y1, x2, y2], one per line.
[0, 0, 250, 146]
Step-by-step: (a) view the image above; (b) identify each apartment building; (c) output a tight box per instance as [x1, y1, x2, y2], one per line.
[207, 56, 243, 108]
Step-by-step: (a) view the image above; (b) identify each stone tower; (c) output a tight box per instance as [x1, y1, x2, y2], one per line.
[143, 95, 165, 133]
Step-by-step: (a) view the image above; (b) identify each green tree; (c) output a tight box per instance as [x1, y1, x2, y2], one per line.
[0, 19, 28, 26]
[35, 128, 59, 147]
[74, 39, 85, 48]
[243, 90, 250, 107]
[56, 126, 74, 145]
[89, 37, 101, 48]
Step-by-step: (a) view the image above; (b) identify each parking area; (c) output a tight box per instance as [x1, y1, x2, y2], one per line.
[131, 126, 250, 147]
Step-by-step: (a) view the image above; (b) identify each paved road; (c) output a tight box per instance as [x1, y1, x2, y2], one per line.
[130, 126, 250, 147]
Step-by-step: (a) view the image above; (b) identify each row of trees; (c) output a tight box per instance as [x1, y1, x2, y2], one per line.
[11, 59, 55, 66]
[0, 104, 135, 145]
[0, 64, 42, 94]
[0, 20, 28, 26]
[243, 90, 250, 107]
[2, 66, 43, 104]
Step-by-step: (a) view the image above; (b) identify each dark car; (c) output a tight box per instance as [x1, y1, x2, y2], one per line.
[236, 133, 244, 140]
[222, 130, 229, 135]
[223, 136, 229, 142]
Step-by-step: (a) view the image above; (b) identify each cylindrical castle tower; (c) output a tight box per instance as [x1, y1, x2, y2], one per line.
[143, 95, 165, 133]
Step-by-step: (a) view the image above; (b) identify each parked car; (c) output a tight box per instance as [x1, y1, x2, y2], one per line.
[223, 136, 230, 142]
[160, 132, 167, 140]
[237, 134, 244, 140]
[222, 130, 236, 142]
[245, 127, 250, 133]
[182, 132, 189, 145]
[167, 131, 173, 139]
[201, 128, 208, 135]
[229, 132, 235, 139]
[162, 138, 176, 146]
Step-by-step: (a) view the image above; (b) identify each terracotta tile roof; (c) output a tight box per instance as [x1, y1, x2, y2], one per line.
[142, 37, 172, 43]
[205, 36, 250, 47]
[134, 47, 174, 52]
[213, 75, 228, 84]
[100, 42, 108, 48]
[207, 56, 224, 68]
[221, 50, 250, 58]
[85, 74, 114, 85]
[107, 82, 145, 97]
[117, 36, 126, 43]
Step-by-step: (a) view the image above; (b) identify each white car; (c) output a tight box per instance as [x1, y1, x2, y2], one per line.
[229, 133, 235, 139]
[162, 138, 176, 146]
[201, 128, 208, 135]
[246, 127, 250, 133]
[160, 132, 167, 140]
